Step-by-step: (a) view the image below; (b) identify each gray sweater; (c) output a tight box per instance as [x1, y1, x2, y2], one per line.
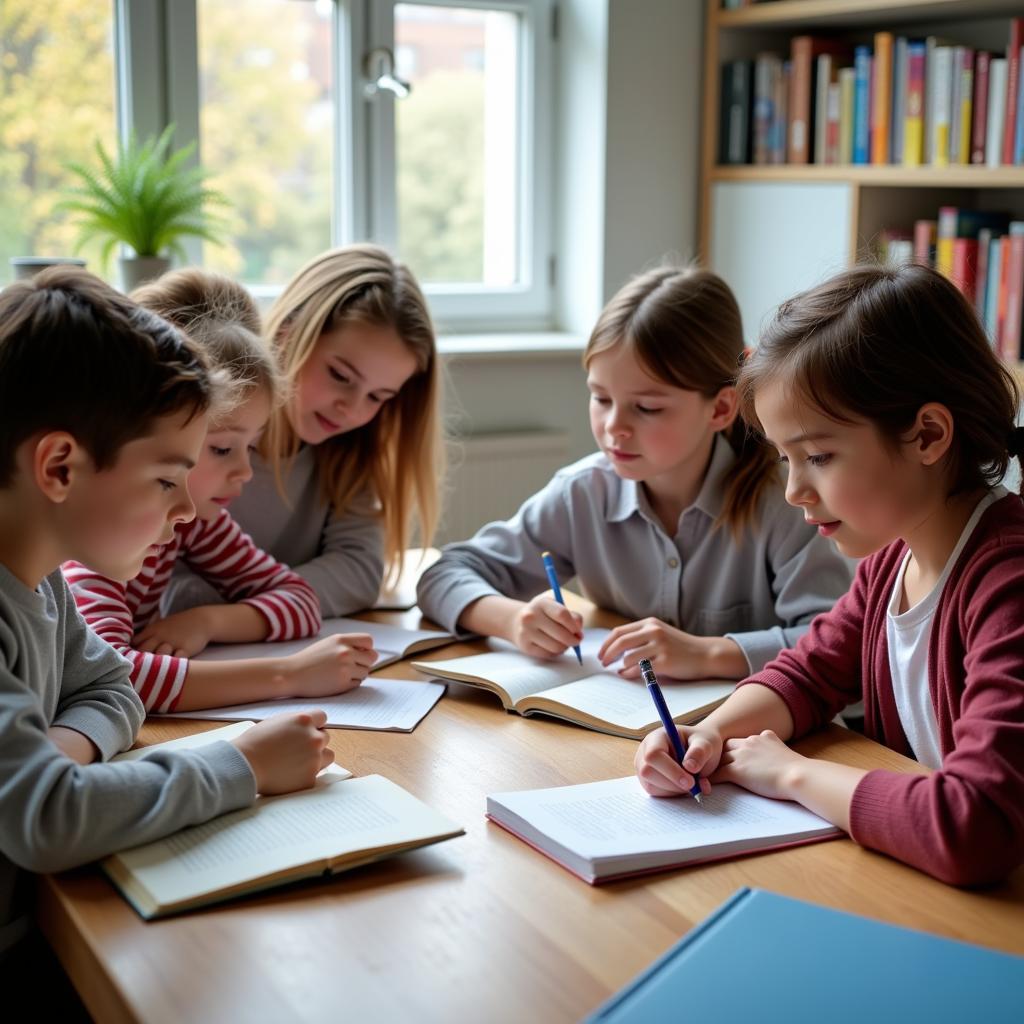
[417, 437, 855, 673]
[0, 565, 255, 955]
[164, 447, 385, 618]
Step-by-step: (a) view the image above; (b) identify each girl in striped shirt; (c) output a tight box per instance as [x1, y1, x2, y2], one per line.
[64, 270, 377, 713]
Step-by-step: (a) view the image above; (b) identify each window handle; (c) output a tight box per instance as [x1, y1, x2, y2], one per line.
[363, 47, 411, 99]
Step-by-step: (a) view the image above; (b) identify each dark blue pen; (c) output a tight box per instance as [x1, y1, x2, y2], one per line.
[640, 657, 703, 804]
[540, 550, 583, 665]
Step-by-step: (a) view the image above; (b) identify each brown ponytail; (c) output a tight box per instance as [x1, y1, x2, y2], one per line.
[584, 264, 779, 536]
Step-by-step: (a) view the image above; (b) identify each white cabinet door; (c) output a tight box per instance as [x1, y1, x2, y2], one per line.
[710, 181, 854, 345]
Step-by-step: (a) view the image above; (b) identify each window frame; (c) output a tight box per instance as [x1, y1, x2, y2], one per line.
[124, 0, 555, 330]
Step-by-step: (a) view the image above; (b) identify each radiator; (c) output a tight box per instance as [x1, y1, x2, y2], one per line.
[437, 430, 572, 544]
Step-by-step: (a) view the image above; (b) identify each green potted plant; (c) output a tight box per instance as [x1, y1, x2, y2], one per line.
[61, 125, 227, 290]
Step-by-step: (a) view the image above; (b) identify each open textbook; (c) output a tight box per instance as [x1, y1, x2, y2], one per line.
[162, 677, 446, 732]
[194, 616, 455, 671]
[106, 724, 464, 918]
[413, 631, 734, 739]
[486, 775, 842, 884]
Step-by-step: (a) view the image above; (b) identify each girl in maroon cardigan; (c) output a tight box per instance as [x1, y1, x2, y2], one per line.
[635, 263, 1024, 886]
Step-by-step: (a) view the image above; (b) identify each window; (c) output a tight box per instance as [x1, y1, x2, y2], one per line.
[0, 0, 117, 276]
[196, 0, 335, 289]
[363, 0, 555, 328]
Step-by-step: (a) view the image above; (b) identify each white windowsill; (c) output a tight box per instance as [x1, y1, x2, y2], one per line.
[437, 331, 586, 360]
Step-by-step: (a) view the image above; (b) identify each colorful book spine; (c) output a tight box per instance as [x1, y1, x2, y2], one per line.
[987, 58, 1009, 167]
[838, 66, 856, 165]
[891, 36, 908, 164]
[976, 227, 994, 316]
[753, 54, 778, 165]
[972, 51, 992, 164]
[1003, 19, 1024, 165]
[825, 81, 841, 164]
[871, 32, 893, 164]
[986, 237, 1003, 343]
[951, 238, 979, 300]
[956, 49, 974, 165]
[1015, 46, 1024, 164]
[789, 36, 815, 163]
[1001, 228, 1024, 362]
[853, 46, 872, 165]
[914, 219, 937, 267]
[930, 46, 953, 167]
[774, 61, 791, 164]
[936, 206, 958, 278]
[904, 42, 926, 166]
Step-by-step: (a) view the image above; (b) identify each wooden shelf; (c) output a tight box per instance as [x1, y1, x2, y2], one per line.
[711, 165, 1024, 187]
[716, 0, 1024, 32]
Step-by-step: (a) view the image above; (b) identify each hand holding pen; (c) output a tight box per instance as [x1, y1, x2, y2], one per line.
[540, 551, 583, 665]
[639, 657, 704, 804]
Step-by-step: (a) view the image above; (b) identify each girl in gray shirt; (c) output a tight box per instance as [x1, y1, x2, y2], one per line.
[417, 266, 853, 679]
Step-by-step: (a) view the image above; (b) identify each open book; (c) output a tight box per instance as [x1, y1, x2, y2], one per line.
[105, 724, 464, 918]
[162, 677, 446, 733]
[194, 616, 455, 671]
[413, 631, 734, 739]
[486, 775, 841, 884]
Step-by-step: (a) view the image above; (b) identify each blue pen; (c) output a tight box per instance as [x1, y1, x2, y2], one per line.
[640, 657, 703, 805]
[540, 550, 583, 665]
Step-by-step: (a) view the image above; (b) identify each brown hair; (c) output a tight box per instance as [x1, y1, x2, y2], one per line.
[0, 267, 213, 485]
[132, 268, 280, 416]
[737, 263, 1022, 496]
[584, 265, 779, 536]
[263, 245, 443, 580]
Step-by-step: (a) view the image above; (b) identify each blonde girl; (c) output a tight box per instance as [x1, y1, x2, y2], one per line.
[170, 245, 443, 617]
[418, 265, 852, 680]
[65, 269, 375, 712]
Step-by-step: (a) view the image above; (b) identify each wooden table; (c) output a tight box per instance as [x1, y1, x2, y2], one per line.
[37, 609, 1024, 1023]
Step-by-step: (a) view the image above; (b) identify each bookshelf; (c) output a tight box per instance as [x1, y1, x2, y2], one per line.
[698, 0, 1024, 351]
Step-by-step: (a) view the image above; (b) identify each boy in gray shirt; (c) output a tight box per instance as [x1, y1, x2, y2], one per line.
[0, 270, 335, 991]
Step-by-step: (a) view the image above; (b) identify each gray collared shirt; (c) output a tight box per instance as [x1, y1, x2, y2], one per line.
[417, 435, 854, 672]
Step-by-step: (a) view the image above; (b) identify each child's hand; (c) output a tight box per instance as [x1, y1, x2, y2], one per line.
[510, 595, 584, 658]
[135, 608, 213, 658]
[47, 726, 99, 765]
[598, 617, 747, 680]
[283, 634, 377, 697]
[232, 710, 334, 795]
[713, 730, 805, 801]
[635, 724, 721, 798]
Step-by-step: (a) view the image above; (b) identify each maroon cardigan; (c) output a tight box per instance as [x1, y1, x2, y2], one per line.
[740, 493, 1024, 886]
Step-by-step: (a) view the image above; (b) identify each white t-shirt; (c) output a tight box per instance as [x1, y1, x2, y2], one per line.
[886, 488, 1006, 768]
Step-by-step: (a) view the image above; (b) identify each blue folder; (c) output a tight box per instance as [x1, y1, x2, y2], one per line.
[587, 887, 1024, 1022]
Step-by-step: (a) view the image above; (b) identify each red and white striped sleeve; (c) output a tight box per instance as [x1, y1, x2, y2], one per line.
[179, 511, 322, 640]
[61, 560, 188, 714]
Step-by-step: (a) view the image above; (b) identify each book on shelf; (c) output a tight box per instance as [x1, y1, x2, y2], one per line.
[972, 50, 993, 165]
[988, 58, 1009, 168]
[719, 60, 753, 165]
[852, 45, 872, 164]
[838, 66, 856, 165]
[585, 888, 1024, 1022]
[789, 36, 849, 164]
[929, 45, 954, 167]
[936, 208, 1010, 280]
[1004, 20, 1023, 164]
[193, 616, 455, 672]
[903, 41, 927, 166]
[486, 776, 841, 884]
[106, 724, 464, 919]
[412, 630, 734, 740]
[716, 20, 1024, 168]
[999, 222, 1024, 361]
[871, 31, 893, 165]
[951, 237, 979, 299]
[913, 219, 936, 266]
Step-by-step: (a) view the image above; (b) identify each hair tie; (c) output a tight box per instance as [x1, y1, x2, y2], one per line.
[1007, 426, 1024, 459]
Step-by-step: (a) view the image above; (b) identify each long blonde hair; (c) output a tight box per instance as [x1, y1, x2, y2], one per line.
[132, 268, 281, 417]
[585, 264, 778, 537]
[263, 244, 443, 580]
